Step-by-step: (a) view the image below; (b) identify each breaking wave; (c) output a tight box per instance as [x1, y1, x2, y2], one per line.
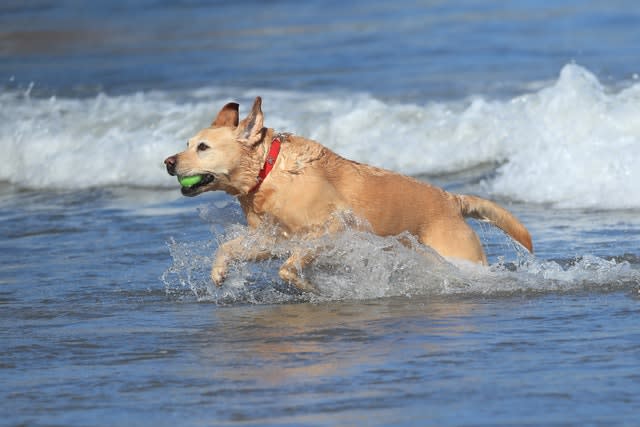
[3, 63, 640, 209]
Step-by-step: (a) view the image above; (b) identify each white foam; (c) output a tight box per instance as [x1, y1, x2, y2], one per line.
[489, 65, 640, 209]
[0, 89, 217, 189]
[3, 64, 640, 209]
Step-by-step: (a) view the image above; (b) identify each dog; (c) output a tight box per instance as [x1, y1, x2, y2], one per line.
[164, 97, 533, 292]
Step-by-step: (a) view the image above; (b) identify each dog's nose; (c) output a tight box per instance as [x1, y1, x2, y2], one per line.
[164, 155, 177, 175]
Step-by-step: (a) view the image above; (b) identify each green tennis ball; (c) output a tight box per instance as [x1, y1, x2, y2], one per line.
[178, 175, 203, 187]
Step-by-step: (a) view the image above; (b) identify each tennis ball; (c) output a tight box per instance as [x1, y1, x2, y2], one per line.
[178, 175, 202, 187]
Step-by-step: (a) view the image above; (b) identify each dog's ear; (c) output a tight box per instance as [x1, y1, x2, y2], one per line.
[211, 102, 240, 128]
[236, 96, 264, 145]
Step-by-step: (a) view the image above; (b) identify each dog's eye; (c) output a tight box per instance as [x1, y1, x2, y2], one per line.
[197, 142, 209, 151]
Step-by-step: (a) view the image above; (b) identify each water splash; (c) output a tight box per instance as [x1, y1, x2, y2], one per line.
[162, 220, 640, 305]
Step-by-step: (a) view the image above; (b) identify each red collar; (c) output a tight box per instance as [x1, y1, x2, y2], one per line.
[249, 136, 282, 193]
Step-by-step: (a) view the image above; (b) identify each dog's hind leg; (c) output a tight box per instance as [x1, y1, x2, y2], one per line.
[418, 221, 488, 265]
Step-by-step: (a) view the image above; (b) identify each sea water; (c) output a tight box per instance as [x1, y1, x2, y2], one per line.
[1, 1, 640, 426]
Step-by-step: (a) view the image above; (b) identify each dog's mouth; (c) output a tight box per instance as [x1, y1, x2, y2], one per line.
[179, 174, 215, 196]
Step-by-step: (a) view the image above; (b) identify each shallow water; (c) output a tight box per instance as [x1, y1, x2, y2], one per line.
[2, 187, 639, 426]
[2, 1, 640, 426]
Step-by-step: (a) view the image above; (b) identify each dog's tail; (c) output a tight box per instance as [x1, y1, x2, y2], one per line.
[458, 194, 533, 253]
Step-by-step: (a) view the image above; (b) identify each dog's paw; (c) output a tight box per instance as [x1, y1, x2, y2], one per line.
[278, 265, 319, 294]
[210, 264, 227, 286]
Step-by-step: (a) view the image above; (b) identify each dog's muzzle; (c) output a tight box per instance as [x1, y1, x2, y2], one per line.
[164, 155, 177, 176]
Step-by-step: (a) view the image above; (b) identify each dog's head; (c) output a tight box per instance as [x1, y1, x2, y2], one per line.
[164, 97, 266, 196]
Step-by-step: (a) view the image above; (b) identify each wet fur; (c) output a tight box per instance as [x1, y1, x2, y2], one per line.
[165, 97, 533, 292]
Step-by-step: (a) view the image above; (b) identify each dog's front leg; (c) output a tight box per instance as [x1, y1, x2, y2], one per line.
[278, 250, 319, 294]
[277, 215, 356, 294]
[211, 237, 241, 286]
[211, 236, 275, 286]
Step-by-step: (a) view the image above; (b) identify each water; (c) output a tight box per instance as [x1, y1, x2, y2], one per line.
[1, 1, 640, 426]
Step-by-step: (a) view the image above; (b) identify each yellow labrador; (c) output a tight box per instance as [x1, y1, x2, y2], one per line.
[165, 97, 532, 292]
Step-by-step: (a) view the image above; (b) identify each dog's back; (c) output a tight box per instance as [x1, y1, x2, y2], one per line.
[259, 134, 531, 263]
